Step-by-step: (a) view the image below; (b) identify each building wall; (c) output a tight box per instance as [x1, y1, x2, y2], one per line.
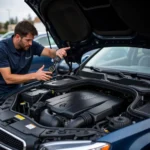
[34, 22, 46, 32]
[8, 24, 16, 31]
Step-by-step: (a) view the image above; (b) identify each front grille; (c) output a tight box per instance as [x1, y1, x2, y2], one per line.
[0, 128, 26, 150]
[0, 144, 12, 150]
[0, 147, 6, 150]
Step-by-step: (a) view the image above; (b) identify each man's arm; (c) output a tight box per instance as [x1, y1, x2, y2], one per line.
[41, 47, 70, 58]
[0, 65, 52, 84]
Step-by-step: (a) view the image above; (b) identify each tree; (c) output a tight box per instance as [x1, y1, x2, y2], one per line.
[4, 21, 9, 30]
[15, 17, 18, 24]
[27, 14, 32, 22]
[8, 17, 18, 24]
[0, 23, 2, 30]
[22, 14, 33, 24]
[9, 18, 15, 24]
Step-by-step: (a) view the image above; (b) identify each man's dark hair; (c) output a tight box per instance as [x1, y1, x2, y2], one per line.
[14, 20, 38, 37]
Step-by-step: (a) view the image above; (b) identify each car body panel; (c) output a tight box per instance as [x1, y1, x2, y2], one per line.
[99, 119, 150, 150]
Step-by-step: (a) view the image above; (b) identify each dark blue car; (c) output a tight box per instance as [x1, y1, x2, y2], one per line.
[1, 0, 150, 150]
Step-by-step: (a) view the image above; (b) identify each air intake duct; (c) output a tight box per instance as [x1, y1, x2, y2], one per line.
[66, 113, 93, 128]
[39, 109, 63, 127]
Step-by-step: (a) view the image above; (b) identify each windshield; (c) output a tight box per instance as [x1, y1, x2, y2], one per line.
[85, 47, 150, 75]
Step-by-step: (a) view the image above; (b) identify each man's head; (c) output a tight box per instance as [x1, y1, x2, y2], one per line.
[13, 20, 38, 50]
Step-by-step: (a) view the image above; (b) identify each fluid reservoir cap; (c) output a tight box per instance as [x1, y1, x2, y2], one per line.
[108, 116, 132, 131]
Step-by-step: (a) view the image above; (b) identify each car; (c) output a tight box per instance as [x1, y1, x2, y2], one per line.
[34, 33, 57, 49]
[0, 34, 3, 37]
[0, 31, 46, 41]
[1, 0, 150, 150]
[0, 31, 14, 41]
[57, 47, 128, 74]
[57, 49, 98, 74]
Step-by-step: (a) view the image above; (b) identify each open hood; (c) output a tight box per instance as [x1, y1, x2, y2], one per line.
[25, 0, 150, 63]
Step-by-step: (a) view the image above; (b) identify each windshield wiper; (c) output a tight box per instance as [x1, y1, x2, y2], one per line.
[85, 66, 126, 78]
[85, 66, 150, 85]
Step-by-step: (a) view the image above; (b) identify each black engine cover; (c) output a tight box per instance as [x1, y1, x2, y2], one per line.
[46, 90, 123, 119]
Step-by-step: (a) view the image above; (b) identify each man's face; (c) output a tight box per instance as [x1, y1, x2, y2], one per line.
[17, 33, 34, 50]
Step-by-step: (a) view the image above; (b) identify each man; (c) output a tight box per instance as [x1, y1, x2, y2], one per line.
[0, 21, 70, 100]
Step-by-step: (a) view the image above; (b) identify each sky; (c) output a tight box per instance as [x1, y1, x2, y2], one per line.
[0, 0, 37, 23]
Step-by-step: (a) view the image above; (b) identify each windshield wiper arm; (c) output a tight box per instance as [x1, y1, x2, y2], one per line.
[129, 73, 150, 80]
[85, 66, 150, 83]
[86, 66, 126, 78]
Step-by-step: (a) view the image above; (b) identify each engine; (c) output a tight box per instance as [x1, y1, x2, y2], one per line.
[40, 90, 123, 128]
[10, 77, 138, 135]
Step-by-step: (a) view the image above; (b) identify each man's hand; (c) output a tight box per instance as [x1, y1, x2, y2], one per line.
[41, 47, 70, 59]
[56, 47, 70, 59]
[35, 65, 52, 81]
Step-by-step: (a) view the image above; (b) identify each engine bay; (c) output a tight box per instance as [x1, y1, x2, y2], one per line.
[1, 77, 150, 142]
[15, 78, 134, 131]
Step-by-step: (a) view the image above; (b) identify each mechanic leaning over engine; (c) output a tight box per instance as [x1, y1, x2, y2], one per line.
[0, 20, 70, 103]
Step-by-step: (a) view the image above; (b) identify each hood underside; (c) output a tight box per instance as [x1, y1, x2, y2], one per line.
[25, 0, 150, 62]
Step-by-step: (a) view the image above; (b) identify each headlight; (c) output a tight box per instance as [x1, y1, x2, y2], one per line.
[39, 141, 110, 150]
